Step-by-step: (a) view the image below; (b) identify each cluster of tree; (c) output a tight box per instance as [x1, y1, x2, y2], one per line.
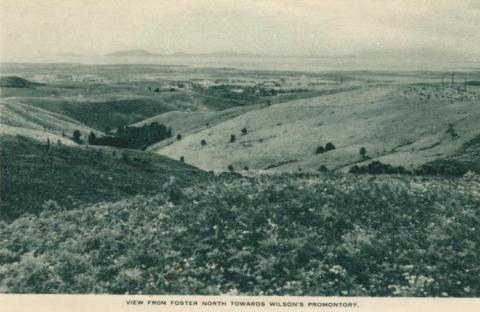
[349, 161, 409, 175]
[316, 142, 336, 154]
[414, 162, 469, 176]
[350, 160, 470, 177]
[85, 122, 172, 149]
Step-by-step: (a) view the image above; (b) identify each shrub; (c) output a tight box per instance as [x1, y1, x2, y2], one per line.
[319, 165, 328, 172]
[230, 135, 236, 143]
[228, 164, 234, 172]
[349, 165, 360, 174]
[359, 147, 367, 159]
[88, 132, 97, 145]
[446, 123, 458, 139]
[177, 134, 182, 141]
[315, 146, 325, 154]
[1, 171, 479, 295]
[201, 139, 207, 146]
[349, 161, 410, 175]
[180, 156, 185, 162]
[244, 166, 249, 171]
[72, 130, 82, 143]
[241, 128, 248, 135]
[325, 142, 336, 151]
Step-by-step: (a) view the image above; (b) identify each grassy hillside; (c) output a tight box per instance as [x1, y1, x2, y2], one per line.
[0, 135, 209, 221]
[0, 99, 99, 141]
[17, 97, 177, 131]
[133, 105, 263, 151]
[0, 76, 43, 88]
[0, 172, 479, 295]
[154, 83, 480, 173]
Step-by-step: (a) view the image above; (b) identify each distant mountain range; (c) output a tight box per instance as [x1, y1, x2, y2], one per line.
[105, 49, 262, 58]
[98, 48, 480, 62]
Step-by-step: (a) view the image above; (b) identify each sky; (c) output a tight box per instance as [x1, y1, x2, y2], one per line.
[1, 0, 480, 62]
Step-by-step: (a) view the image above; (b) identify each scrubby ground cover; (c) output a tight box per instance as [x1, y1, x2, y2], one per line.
[1, 171, 479, 296]
[0, 136, 208, 221]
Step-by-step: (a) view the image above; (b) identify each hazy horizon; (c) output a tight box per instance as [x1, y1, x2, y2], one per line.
[1, 0, 480, 63]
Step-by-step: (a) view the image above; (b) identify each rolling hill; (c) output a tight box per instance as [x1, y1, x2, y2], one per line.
[0, 134, 209, 221]
[133, 104, 263, 150]
[0, 76, 43, 88]
[152, 82, 480, 173]
[0, 98, 100, 144]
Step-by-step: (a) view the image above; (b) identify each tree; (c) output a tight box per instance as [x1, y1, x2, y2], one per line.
[201, 139, 207, 146]
[349, 165, 360, 174]
[230, 134, 236, 143]
[46, 138, 50, 151]
[446, 123, 458, 139]
[228, 164, 234, 172]
[177, 134, 182, 141]
[325, 142, 336, 152]
[72, 130, 82, 143]
[244, 166, 249, 171]
[180, 156, 185, 162]
[359, 147, 367, 159]
[316, 146, 325, 154]
[319, 165, 328, 172]
[88, 132, 97, 145]
[241, 128, 248, 135]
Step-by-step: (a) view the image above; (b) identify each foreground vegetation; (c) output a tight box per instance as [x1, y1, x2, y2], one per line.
[1, 165, 479, 296]
[0, 136, 208, 221]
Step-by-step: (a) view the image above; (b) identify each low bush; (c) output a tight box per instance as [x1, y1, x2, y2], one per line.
[1, 173, 479, 296]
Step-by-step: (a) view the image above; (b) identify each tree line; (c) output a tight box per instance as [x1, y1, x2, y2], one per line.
[73, 122, 172, 149]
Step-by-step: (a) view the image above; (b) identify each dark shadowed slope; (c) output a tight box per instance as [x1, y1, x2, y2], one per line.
[0, 135, 210, 221]
[0, 76, 43, 88]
